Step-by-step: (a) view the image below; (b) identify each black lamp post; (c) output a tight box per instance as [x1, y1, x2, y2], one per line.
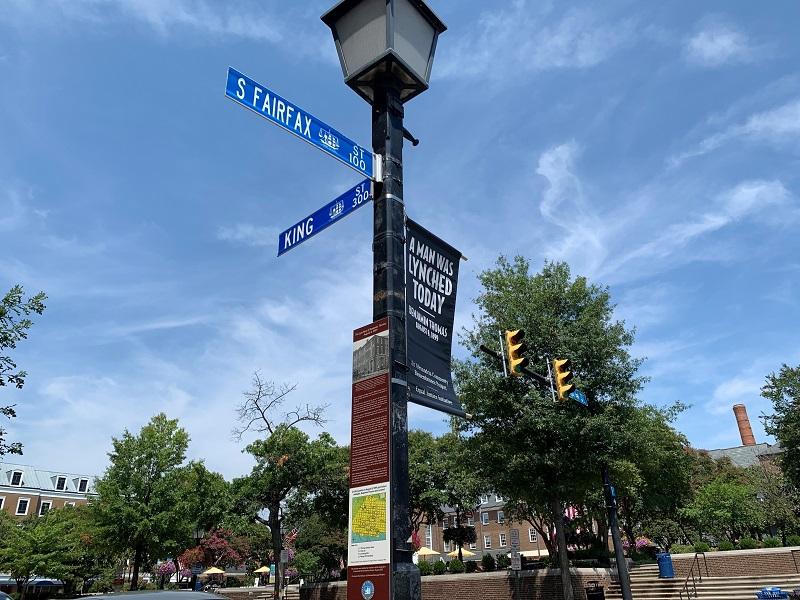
[322, 2, 446, 599]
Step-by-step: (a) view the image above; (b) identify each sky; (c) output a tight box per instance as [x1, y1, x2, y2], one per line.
[1, 0, 799, 480]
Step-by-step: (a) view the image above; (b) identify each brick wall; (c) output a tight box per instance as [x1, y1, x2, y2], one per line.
[301, 568, 612, 600]
[671, 547, 800, 578]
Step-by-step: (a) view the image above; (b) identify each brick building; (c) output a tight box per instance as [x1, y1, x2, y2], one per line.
[0, 461, 95, 519]
[417, 494, 550, 561]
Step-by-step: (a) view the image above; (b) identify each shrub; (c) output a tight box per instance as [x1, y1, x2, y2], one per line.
[671, 544, 695, 554]
[763, 537, 781, 548]
[417, 561, 432, 576]
[481, 553, 496, 572]
[432, 561, 446, 575]
[693, 542, 710, 553]
[738, 537, 758, 550]
[787, 535, 800, 547]
[465, 560, 477, 573]
[717, 540, 735, 551]
[449, 559, 465, 573]
[496, 554, 511, 569]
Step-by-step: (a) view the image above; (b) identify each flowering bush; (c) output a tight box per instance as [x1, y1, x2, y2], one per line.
[179, 568, 192, 581]
[156, 562, 176, 576]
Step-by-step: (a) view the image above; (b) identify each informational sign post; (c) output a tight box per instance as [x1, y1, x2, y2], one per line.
[348, 318, 392, 600]
[405, 219, 465, 417]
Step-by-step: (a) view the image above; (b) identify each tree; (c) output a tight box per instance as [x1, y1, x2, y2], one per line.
[408, 430, 447, 533]
[1, 285, 46, 456]
[92, 413, 191, 590]
[763, 364, 800, 488]
[232, 374, 330, 600]
[438, 432, 482, 562]
[455, 259, 645, 599]
[239, 428, 344, 598]
[681, 477, 764, 542]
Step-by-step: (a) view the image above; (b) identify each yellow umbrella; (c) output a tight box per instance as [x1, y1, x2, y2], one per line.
[253, 566, 270, 574]
[447, 548, 475, 558]
[202, 567, 225, 576]
[415, 546, 439, 556]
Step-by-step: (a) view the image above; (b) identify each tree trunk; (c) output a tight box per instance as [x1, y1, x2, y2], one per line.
[550, 497, 574, 600]
[270, 502, 282, 600]
[130, 542, 143, 591]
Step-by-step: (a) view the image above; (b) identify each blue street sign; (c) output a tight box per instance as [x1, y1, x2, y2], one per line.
[225, 67, 378, 181]
[570, 389, 588, 406]
[278, 179, 372, 256]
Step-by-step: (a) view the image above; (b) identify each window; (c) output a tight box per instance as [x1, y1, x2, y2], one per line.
[469, 542, 476, 550]
[55, 476, 67, 491]
[479, 494, 489, 504]
[498, 511, 505, 524]
[444, 541, 451, 552]
[529, 528, 538, 543]
[495, 494, 504, 503]
[481, 512, 489, 526]
[16, 498, 30, 515]
[39, 501, 52, 516]
[78, 479, 89, 493]
[65, 501, 76, 508]
[484, 535, 491, 549]
[425, 525, 432, 549]
[11, 471, 23, 486]
[499, 533, 507, 548]
[442, 516, 449, 528]
[0, 497, 4, 510]
[467, 516, 474, 527]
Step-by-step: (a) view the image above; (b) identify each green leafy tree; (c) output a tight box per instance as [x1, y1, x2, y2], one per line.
[92, 413, 191, 590]
[681, 477, 765, 542]
[1, 285, 46, 456]
[455, 259, 645, 599]
[763, 364, 800, 487]
[231, 373, 330, 600]
[438, 432, 482, 562]
[408, 430, 447, 532]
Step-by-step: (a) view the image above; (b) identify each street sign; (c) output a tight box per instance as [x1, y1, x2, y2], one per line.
[280, 549, 289, 564]
[278, 179, 371, 256]
[570, 389, 588, 406]
[509, 528, 520, 550]
[510, 550, 521, 571]
[225, 67, 379, 181]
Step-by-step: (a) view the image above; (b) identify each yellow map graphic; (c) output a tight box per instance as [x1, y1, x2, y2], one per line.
[351, 492, 387, 543]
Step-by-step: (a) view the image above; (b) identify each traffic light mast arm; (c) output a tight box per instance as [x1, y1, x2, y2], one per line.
[478, 345, 550, 388]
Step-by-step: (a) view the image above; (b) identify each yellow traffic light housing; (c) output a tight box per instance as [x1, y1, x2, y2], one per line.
[552, 358, 575, 400]
[504, 329, 529, 376]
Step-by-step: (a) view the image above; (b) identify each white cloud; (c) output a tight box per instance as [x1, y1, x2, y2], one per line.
[534, 141, 609, 278]
[2, 0, 284, 43]
[672, 99, 800, 165]
[601, 180, 792, 277]
[217, 223, 278, 247]
[684, 21, 758, 68]
[437, 3, 634, 80]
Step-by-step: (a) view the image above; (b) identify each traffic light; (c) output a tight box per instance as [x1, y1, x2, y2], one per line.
[552, 358, 575, 400]
[504, 329, 529, 376]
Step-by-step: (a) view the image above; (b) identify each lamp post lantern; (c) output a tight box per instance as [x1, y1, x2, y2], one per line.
[322, 2, 445, 599]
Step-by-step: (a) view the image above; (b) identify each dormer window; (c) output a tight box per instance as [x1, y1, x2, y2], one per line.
[78, 479, 89, 493]
[10, 471, 23, 486]
[56, 476, 67, 491]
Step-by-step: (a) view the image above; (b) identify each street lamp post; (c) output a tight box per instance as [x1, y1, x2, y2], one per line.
[322, 2, 446, 599]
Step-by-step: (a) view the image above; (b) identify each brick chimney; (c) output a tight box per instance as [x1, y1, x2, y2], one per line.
[733, 404, 756, 446]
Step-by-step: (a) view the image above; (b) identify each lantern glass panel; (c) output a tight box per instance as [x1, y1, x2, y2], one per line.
[336, 0, 386, 79]
[394, 0, 436, 83]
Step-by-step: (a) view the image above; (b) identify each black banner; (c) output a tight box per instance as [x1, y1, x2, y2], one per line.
[405, 218, 465, 417]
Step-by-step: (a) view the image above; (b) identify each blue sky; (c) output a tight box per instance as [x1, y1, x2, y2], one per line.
[2, 0, 799, 479]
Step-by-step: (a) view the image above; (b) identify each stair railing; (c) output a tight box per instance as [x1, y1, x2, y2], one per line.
[679, 552, 709, 600]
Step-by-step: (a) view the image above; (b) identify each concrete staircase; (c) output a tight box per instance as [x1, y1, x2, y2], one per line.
[605, 562, 800, 600]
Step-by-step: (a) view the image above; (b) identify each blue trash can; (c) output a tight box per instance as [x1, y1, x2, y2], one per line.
[656, 552, 675, 579]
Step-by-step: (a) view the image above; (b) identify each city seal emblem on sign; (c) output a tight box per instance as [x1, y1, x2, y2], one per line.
[360, 580, 375, 600]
